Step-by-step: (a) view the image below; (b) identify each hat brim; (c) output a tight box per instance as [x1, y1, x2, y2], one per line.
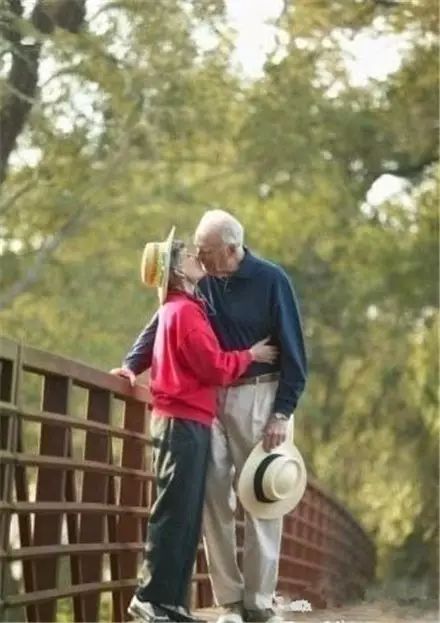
[157, 226, 175, 304]
[237, 435, 307, 520]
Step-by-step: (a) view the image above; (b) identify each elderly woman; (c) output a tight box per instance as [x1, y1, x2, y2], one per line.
[111, 228, 276, 623]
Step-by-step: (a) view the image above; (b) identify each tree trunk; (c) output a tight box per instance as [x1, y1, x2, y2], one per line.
[0, 0, 86, 184]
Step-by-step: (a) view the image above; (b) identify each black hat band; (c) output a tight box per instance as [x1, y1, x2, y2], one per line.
[253, 453, 283, 504]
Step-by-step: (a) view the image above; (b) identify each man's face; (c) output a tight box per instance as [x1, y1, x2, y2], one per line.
[194, 229, 234, 276]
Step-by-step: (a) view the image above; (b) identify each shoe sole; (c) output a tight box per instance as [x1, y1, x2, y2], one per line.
[128, 603, 170, 622]
[128, 604, 152, 622]
[216, 616, 243, 623]
[160, 605, 206, 623]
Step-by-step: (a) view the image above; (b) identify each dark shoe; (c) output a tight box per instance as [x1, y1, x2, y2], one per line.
[216, 601, 245, 623]
[128, 595, 172, 622]
[160, 604, 207, 623]
[244, 608, 282, 623]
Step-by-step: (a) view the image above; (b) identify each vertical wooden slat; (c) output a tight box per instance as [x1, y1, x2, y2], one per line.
[0, 344, 21, 622]
[33, 375, 71, 622]
[115, 399, 146, 621]
[0, 357, 15, 606]
[0, 399, 16, 622]
[107, 444, 124, 623]
[15, 346, 38, 622]
[79, 388, 112, 622]
[0, 359, 14, 402]
[195, 548, 212, 608]
[0, 356, 15, 508]
[10, 345, 38, 622]
[16, 427, 38, 622]
[65, 447, 85, 622]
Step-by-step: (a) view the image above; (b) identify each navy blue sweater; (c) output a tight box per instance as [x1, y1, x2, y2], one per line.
[124, 250, 307, 415]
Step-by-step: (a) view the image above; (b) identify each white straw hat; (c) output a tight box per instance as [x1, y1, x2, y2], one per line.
[238, 417, 307, 519]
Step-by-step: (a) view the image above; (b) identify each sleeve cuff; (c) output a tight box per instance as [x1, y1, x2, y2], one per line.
[273, 401, 296, 417]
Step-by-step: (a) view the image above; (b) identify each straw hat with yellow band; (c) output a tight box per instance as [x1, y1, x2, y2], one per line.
[140, 227, 176, 304]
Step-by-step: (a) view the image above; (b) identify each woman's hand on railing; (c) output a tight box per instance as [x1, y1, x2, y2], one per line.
[109, 367, 136, 387]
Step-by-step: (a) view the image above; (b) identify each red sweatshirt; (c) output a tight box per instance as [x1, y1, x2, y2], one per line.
[150, 291, 253, 426]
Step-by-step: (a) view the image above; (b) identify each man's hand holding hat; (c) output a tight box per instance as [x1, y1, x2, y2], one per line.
[262, 413, 290, 452]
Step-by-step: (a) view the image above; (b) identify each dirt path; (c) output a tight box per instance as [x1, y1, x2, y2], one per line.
[282, 600, 438, 622]
[197, 600, 438, 623]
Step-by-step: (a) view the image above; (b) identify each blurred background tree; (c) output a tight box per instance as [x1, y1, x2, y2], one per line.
[0, 0, 438, 594]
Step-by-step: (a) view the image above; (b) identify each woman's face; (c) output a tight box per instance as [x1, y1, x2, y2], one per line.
[180, 248, 206, 284]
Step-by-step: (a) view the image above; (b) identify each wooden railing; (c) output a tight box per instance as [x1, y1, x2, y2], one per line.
[0, 336, 375, 622]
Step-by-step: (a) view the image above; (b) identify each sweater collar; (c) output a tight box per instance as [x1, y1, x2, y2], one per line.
[166, 289, 205, 309]
[230, 248, 258, 279]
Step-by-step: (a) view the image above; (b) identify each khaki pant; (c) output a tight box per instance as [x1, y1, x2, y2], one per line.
[203, 381, 283, 610]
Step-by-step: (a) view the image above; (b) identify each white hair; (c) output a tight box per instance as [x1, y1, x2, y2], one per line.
[196, 209, 244, 246]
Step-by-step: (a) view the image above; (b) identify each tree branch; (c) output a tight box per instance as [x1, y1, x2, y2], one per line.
[0, 177, 36, 216]
[0, 1, 41, 183]
[31, 0, 86, 34]
[0, 0, 87, 184]
[0, 208, 85, 310]
[373, 0, 400, 7]
[0, 124, 136, 309]
[382, 156, 438, 179]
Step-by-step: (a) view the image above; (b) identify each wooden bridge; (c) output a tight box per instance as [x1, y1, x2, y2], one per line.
[0, 336, 375, 622]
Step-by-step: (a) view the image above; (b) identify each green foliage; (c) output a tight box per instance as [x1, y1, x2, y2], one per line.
[0, 0, 438, 591]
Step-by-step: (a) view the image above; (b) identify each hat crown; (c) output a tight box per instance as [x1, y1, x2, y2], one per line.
[262, 457, 300, 501]
[140, 227, 175, 304]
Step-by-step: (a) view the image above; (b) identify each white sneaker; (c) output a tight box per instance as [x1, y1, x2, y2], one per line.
[244, 608, 282, 623]
[128, 595, 171, 622]
[216, 601, 245, 623]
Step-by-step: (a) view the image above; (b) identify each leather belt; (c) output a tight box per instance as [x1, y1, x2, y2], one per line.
[231, 372, 280, 387]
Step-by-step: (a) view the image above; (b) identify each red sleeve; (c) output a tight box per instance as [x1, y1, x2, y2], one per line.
[180, 325, 253, 386]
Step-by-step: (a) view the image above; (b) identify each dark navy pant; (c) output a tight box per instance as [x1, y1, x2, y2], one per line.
[136, 413, 210, 608]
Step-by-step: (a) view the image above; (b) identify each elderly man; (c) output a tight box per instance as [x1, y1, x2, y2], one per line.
[116, 210, 307, 623]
